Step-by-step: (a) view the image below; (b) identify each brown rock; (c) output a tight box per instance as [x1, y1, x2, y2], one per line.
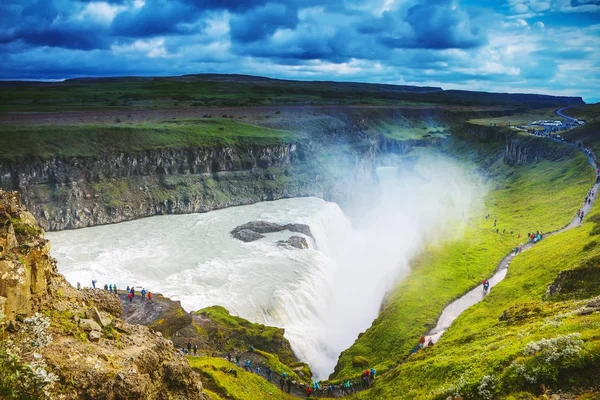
[79, 318, 102, 332]
[88, 331, 102, 342]
[86, 306, 112, 327]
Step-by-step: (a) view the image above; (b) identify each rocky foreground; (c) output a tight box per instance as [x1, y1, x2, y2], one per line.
[0, 190, 204, 400]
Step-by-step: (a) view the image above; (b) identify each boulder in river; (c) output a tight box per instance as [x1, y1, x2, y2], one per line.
[230, 220, 313, 243]
[231, 229, 265, 243]
[278, 236, 309, 250]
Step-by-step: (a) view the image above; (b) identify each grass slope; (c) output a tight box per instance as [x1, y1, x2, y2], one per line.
[188, 357, 296, 400]
[0, 74, 582, 112]
[469, 108, 560, 127]
[194, 306, 300, 368]
[0, 119, 296, 160]
[357, 206, 600, 399]
[565, 103, 600, 122]
[331, 138, 595, 380]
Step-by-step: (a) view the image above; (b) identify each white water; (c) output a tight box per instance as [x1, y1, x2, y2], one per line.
[47, 150, 484, 379]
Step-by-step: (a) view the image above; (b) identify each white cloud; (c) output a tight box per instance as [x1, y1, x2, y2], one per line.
[75, 2, 126, 25]
[111, 38, 172, 58]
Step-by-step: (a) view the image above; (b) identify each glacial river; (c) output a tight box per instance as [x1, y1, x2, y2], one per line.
[48, 151, 484, 379]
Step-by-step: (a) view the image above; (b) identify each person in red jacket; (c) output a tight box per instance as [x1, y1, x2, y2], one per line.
[147, 292, 153, 303]
[306, 386, 313, 397]
[127, 292, 133, 302]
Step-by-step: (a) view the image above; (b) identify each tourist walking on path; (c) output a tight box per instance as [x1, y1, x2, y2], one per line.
[127, 292, 133, 302]
[147, 292, 153, 302]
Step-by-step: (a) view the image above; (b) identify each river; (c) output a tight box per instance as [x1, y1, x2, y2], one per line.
[47, 150, 484, 379]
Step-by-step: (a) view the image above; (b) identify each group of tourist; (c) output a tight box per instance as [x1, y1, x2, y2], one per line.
[78, 280, 153, 303]
[209, 348, 379, 397]
[125, 285, 153, 303]
[181, 342, 198, 356]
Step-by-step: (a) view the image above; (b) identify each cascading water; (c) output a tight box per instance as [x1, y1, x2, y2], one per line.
[47, 149, 485, 380]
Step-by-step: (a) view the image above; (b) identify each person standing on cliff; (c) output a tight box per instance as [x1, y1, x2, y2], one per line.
[266, 365, 272, 381]
[92, 279, 97, 289]
[130, 286, 135, 298]
[113, 284, 117, 293]
[147, 292, 153, 303]
[187, 342, 192, 354]
[193, 344, 197, 355]
[77, 282, 81, 290]
[141, 288, 146, 299]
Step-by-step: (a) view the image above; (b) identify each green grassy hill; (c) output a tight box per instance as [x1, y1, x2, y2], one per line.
[331, 133, 595, 382]
[188, 357, 297, 400]
[563, 104, 600, 155]
[0, 119, 296, 160]
[355, 202, 600, 399]
[0, 74, 583, 111]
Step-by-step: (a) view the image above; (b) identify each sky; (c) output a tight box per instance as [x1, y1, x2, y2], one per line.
[1, 0, 599, 102]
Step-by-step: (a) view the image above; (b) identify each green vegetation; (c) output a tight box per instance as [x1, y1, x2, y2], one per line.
[469, 108, 560, 127]
[357, 206, 600, 399]
[565, 103, 600, 121]
[188, 356, 296, 400]
[332, 134, 595, 380]
[253, 350, 310, 384]
[9, 217, 42, 239]
[367, 118, 450, 140]
[564, 120, 600, 154]
[195, 306, 298, 366]
[0, 75, 581, 112]
[0, 313, 57, 400]
[0, 119, 296, 160]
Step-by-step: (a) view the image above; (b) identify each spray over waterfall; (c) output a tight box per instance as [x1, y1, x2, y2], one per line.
[47, 149, 485, 379]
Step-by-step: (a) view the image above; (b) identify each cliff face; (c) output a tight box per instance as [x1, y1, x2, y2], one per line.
[455, 122, 574, 164]
[0, 143, 320, 230]
[0, 135, 442, 231]
[504, 136, 572, 164]
[0, 189, 205, 400]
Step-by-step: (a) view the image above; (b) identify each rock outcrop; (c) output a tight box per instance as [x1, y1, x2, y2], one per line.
[277, 236, 309, 249]
[231, 220, 313, 243]
[0, 189, 205, 399]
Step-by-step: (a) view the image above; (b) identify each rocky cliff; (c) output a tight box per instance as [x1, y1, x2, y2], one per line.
[0, 134, 440, 231]
[0, 189, 205, 400]
[454, 122, 574, 164]
[0, 143, 321, 230]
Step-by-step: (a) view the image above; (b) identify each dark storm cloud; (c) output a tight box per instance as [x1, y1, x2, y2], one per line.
[379, 0, 488, 49]
[229, 3, 299, 42]
[111, 0, 201, 37]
